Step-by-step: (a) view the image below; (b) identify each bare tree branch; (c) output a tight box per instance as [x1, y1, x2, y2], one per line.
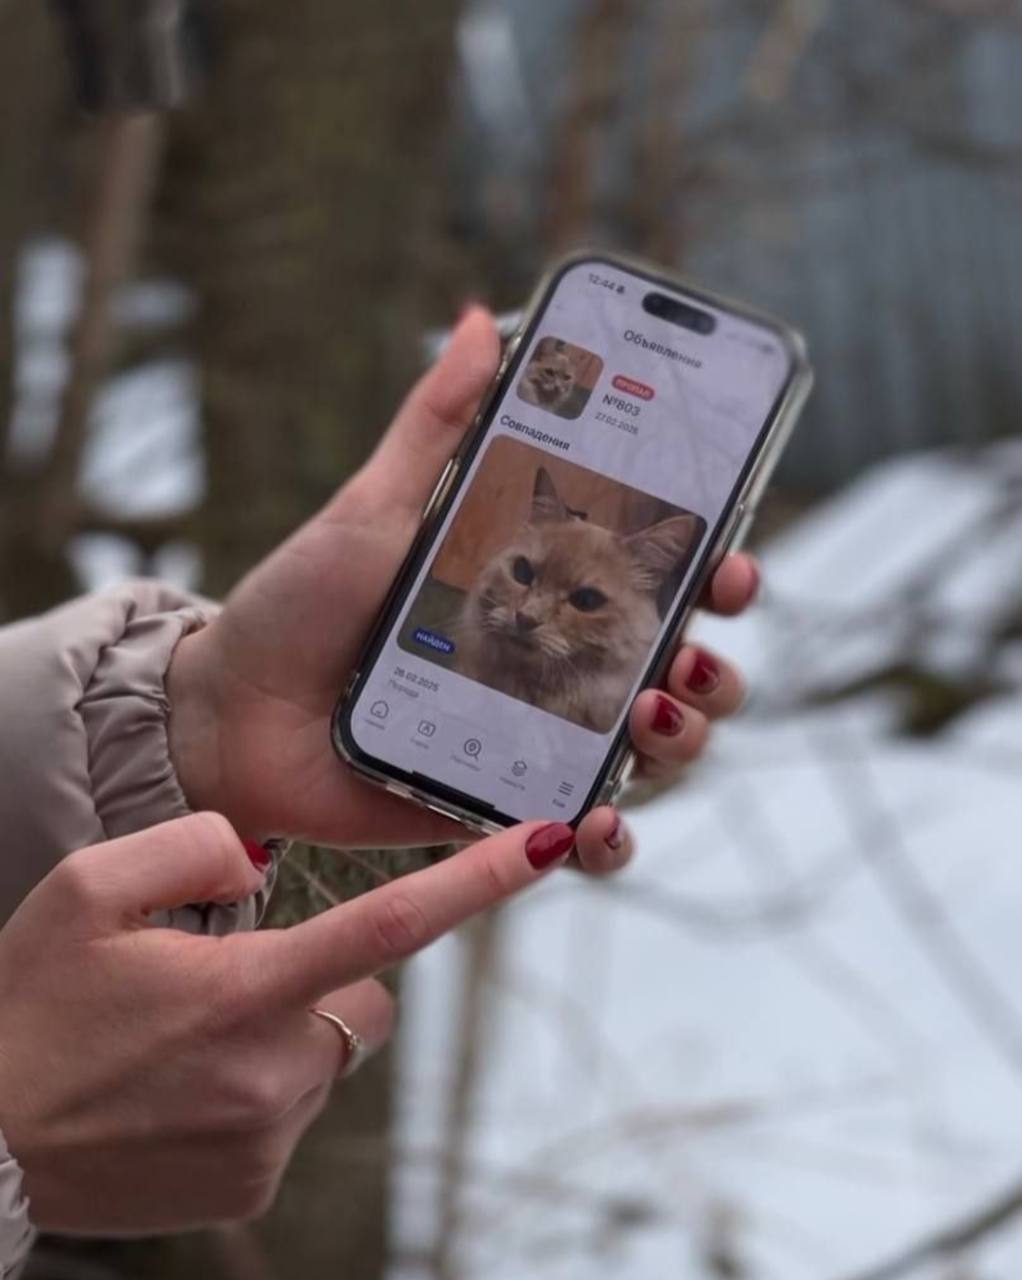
[745, 0, 830, 103]
[812, 732, 1022, 1079]
[721, 774, 931, 1060]
[544, 0, 641, 249]
[41, 112, 164, 553]
[590, 792, 948, 941]
[432, 911, 504, 1280]
[835, 1172, 1022, 1280]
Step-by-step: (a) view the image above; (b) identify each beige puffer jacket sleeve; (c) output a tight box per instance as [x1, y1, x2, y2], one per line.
[0, 579, 278, 931]
[0, 580, 285, 1275]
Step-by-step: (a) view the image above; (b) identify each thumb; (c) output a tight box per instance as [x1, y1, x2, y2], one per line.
[62, 813, 265, 923]
[347, 305, 501, 521]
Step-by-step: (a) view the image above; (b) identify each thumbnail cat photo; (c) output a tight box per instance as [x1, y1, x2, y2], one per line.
[516, 336, 603, 420]
[398, 436, 706, 733]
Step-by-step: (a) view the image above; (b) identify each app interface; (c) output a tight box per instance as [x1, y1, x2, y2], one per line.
[349, 262, 792, 822]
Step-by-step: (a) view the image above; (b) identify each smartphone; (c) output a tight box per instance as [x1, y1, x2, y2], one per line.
[333, 251, 813, 834]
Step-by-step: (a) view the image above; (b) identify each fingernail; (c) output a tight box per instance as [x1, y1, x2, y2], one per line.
[748, 559, 762, 600]
[243, 839, 271, 873]
[526, 823, 575, 870]
[457, 298, 482, 322]
[686, 650, 720, 696]
[605, 815, 625, 851]
[651, 695, 685, 737]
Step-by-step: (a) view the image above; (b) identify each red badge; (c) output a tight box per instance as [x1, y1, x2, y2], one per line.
[612, 375, 654, 401]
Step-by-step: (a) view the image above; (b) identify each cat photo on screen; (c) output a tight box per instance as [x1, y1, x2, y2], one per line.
[398, 438, 706, 733]
[516, 336, 603, 420]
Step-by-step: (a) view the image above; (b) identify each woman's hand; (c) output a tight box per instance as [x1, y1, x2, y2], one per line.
[0, 812, 576, 1234]
[167, 308, 756, 871]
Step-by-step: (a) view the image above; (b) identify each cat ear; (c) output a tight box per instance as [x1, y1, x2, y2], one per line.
[531, 468, 569, 523]
[626, 513, 701, 586]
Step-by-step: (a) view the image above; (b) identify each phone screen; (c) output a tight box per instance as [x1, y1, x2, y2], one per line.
[342, 259, 797, 824]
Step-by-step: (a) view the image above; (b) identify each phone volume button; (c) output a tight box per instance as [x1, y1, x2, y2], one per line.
[604, 750, 635, 802]
[720, 501, 746, 554]
[422, 458, 458, 520]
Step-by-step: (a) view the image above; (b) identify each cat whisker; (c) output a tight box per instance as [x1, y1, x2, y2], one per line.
[537, 636, 574, 661]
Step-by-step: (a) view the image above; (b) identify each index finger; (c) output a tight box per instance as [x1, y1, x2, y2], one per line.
[700, 552, 760, 616]
[257, 821, 574, 1008]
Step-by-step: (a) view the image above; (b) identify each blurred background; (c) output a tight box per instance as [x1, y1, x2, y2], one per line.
[2, 0, 1021, 1276]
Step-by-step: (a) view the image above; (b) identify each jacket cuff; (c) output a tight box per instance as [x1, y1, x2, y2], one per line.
[78, 590, 281, 935]
[0, 582, 283, 931]
[0, 1133, 33, 1278]
[79, 598, 209, 841]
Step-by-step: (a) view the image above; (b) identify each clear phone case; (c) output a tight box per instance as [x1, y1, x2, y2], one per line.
[332, 250, 814, 835]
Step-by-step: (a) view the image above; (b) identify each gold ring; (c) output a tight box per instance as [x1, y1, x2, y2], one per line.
[310, 1008, 367, 1078]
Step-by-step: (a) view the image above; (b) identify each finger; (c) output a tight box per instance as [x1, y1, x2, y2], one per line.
[632, 757, 688, 787]
[206, 980, 394, 1137]
[349, 306, 501, 520]
[209, 1083, 333, 1223]
[628, 691, 710, 769]
[63, 812, 265, 924]
[261, 821, 574, 1007]
[701, 552, 760, 616]
[314, 773, 465, 850]
[576, 806, 635, 876]
[307, 978, 395, 1079]
[665, 645, 746, 720]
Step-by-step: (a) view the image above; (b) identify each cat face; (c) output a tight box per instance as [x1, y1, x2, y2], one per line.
[467, 468, 699, 674]
[522, 349, 576, 408]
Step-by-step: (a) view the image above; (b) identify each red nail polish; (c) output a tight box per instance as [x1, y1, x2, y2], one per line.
[651, 695, 685, 736]
[243, 839, 271, 872]
[687, 651, 720, 696]
[526, 823, 575, 870]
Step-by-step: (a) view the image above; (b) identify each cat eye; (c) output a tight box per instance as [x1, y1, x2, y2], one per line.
[512, 556, 535, 586]
[569, 586, 608, 612]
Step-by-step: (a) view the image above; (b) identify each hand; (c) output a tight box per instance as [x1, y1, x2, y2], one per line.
[0, 811, 576, 1234]
[167, 308, 757, 871]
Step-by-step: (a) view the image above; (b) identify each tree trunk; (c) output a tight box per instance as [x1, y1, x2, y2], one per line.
[151, 4, 468, 1275]
[158, 1, 469, 596]
[0, 2, 76, 622]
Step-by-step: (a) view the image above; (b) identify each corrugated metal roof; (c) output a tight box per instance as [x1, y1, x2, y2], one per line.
[458, 1, 1022, 493]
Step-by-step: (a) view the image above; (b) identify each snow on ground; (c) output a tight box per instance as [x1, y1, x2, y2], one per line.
[392, 444, 1022, 1280]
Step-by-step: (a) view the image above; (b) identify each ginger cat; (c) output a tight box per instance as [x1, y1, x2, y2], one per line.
[517, 340, 579, 415]
[456, 468, 700, 732]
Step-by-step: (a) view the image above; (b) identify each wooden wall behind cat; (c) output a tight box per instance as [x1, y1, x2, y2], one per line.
[433, 436, 684, 592]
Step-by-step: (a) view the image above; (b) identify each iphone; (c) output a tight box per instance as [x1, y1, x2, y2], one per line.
[333, 252, 813, 832]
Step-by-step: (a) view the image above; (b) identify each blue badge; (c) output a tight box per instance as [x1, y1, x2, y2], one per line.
[413, 627, 455, 655]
